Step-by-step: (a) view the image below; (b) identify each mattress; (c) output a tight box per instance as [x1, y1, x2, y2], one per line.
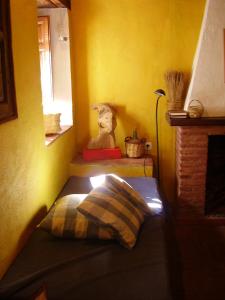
[0, 176, 183, 300]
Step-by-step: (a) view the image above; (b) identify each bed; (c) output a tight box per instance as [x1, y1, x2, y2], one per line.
[0, 176, 183, 300]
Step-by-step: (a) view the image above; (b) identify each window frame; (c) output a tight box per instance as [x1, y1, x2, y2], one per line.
[38, 15, 54, 107]
[0, 0, 17, 124]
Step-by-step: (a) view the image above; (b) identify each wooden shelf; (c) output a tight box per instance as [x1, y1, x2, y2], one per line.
[70, 155, 153, 177]
[166, 113, 225, 126]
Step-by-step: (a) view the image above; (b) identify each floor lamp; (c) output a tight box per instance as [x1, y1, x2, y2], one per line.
[154, 89, 166, 184]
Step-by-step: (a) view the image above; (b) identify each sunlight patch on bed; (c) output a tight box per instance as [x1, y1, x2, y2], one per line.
[146, 197, 162, 211]
[90, 174, 106, 188]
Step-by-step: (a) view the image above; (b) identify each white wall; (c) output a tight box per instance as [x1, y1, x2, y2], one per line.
[38, 8, 73, 125]
[185, 0, 225, 117]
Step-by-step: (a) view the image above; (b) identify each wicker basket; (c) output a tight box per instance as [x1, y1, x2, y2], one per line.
[44, 113, 61, 135]
[188, 99, 204, 118]
[125, 139, 145, 158]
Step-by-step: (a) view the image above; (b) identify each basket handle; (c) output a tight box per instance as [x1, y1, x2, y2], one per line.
[189, 99, 203, 109]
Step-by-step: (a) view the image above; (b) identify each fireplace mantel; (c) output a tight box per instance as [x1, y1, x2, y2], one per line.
[166, 114, 225, 126]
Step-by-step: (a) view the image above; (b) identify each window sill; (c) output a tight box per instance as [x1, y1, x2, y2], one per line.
[45, 125, 73, 146]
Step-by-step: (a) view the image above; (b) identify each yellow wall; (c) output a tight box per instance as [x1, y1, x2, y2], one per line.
[0, 0, 75, 278]
[0, 0, 205, 279]
[71, 0, 205, 200]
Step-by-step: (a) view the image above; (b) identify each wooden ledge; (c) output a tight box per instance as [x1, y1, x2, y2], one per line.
[45, 125, 72, 146]
[70, 155, 153, 177]
[166, 113, 225, 126]
[71, 155, 153, 166]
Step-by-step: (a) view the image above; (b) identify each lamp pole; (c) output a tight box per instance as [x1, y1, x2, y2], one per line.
[154, 89, 166, 184]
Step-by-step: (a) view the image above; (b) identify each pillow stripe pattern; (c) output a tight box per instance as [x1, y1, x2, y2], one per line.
[84, 195, 139, 237]
[89, 187, 144, 227]
[105, 174, 151, 215]
[39, 194, 114, 240]
[51, 198, 68, 237]
[92, 189, 144, 223]
[77, 186, 144, 249]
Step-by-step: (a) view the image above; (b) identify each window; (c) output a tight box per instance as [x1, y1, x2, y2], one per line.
[37, 7, 73, 142]
[38, 16, 53, 108]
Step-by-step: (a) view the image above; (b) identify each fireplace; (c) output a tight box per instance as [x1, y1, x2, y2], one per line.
[174, 122, 225, 219]
[205, 135, 225, 215]
[172, 0, 225, 219]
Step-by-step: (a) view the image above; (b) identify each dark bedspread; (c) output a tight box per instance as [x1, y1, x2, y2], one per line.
[0, 177, 183, 300]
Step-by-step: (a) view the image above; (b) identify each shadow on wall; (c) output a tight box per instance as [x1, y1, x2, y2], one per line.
[115, 104, 147, 154]
[183, 72, 192, 102]
[76, 101, 146, 155]
[16, 205, 47, 257]
[71, 1, 103, 153]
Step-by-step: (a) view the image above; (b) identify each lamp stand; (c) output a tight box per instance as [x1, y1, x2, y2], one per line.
[154, 89, 166, 184]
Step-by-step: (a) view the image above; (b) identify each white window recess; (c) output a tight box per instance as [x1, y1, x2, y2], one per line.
[37, 8, 73, 140]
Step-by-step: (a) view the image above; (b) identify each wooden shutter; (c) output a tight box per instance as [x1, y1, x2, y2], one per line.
[38, 16, 50, 53]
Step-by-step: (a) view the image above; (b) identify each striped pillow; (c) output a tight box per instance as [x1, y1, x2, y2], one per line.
[104, 174, 151, 216]
[39, 194, 114, 240]
[77, 185, 144, 249]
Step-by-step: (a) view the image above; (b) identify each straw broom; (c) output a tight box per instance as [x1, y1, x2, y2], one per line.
[164, 71, 184, 111]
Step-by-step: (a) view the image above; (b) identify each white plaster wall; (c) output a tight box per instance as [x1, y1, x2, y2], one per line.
[38, 8, 73, 125]
[185, 0, 225, 117]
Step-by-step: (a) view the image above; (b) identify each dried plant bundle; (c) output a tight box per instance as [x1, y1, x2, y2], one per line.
[164, 71, 184, 103]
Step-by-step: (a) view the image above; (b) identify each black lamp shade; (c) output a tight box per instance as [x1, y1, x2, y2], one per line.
[154, 89, 166, 97]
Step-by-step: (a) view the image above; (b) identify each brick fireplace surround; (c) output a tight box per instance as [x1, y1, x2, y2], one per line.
[167, 116, 225, 220]
[176, 125, 225, 219]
